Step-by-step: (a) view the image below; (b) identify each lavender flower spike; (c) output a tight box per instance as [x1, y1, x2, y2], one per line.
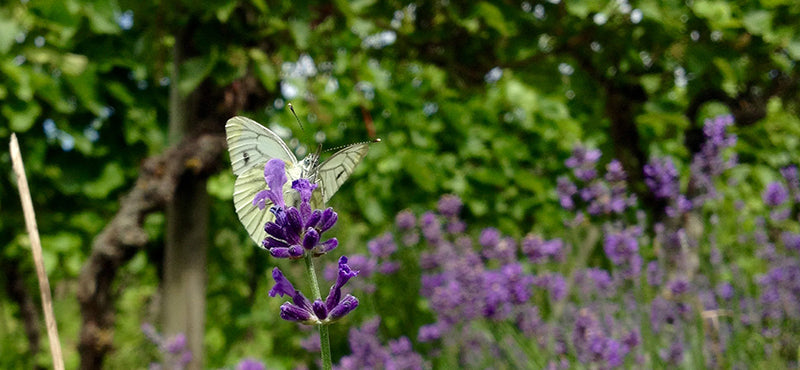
[269, 257, 359, 324]
[261, 177, 340, 259]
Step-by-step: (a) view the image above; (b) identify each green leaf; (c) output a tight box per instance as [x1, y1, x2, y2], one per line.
[787, 40, 800, 60]
[41, 232, 82, 253]
[692, 0, 736, 29]
[742, 10, 772, 36]
[83, 0, 121, 34]
[475, 2, 513, 36]
[82, 162, 126, 199]
[2, 99, 41, 132]
[0, 14, 18, 53]
[178, 53, 217, 95]
[61, 53, 89, 75]
[289, 20, 311, 50]
[249, 49, 277, 91]
[402, 152, 437, 192]
[63, 66, 105, 115]
[207, 172, 234, 201]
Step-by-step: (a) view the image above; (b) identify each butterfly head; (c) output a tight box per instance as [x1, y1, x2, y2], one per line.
[301, 144, 324, 180]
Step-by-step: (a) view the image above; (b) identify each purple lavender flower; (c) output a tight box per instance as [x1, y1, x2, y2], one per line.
[661, 339, 684, 365]
[646, 261, 663, 287]
[665, 195, 692, 218]
[395, 209, 416, 230]
[446, 219, 466, 234]
[417, 323, 443, 342]
[479, 227, 501, 248]
[336, 318, 389, 369]
[300, 332, 321, 352]
[367, 232, 397, 258]
[521, 234, 564, 263]
[252, 158, 288, 210]
[482, 270, 513, 320]
[482, 236, 517, 264]
[649, 296, 688, 332]
[501, 263, 535, 304]
[689, 115, 737, 201]
[437, 194, 463, 218]
[141, 324, 193, 370]
[420, 211, 442, 244]
[324, 254, 377, 293]
[716, 282, 734, 301]
[236, 359, 266, 370]
[668, 278, 690, 296]
[782, 232, 800, 252]
[758, 264, 800, 321]
[576, 268, 615, 297]
[557, 176, 578, 210]
[763, 182, 788, 207]
[605, 159, 627, 183]
[165, 333, 187, 354]
[571, 309, 629, 366]
[386, 337, 426, 370]
[259, 160, 339, 259]
[566, 146, 602, 181]
[622, 329, 641, 350]
[338, 318, 427, 370]
[603, 227, 641, 266]
[516, 306, 544, 337]
[535, 273, 567, 301]
[269, 256, 359, 324]
[644, 157, 680, 199]
[780, 165, 800, 203]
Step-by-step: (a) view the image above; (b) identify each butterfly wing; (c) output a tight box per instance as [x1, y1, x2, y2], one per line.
[232, 167, 273, 247]
[226, 116, 300, 246]
[226, 116, 297, 176]
[316, 143, 371, 203]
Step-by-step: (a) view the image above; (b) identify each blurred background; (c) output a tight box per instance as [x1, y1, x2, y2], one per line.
[1, 0, 799, 368]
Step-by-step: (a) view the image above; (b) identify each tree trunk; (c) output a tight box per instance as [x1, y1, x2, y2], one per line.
[161, 27, 208, 370]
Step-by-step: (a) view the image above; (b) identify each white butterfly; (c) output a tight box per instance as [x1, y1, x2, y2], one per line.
[226, 116, 376, 247]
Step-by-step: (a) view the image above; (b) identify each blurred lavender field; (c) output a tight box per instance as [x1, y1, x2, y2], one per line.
[310, 115, 800, 369]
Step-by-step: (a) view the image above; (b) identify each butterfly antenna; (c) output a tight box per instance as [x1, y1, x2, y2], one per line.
[323, 138, 381, 153]
[288, 103, 305, 132]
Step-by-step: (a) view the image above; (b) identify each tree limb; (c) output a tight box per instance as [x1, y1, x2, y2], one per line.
[77, 134, 225, 370]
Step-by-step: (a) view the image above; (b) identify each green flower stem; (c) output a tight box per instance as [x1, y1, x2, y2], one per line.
[304, 254, 332, 370]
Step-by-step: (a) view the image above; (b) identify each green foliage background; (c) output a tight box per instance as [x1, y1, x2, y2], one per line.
[1, 0, 799, 368]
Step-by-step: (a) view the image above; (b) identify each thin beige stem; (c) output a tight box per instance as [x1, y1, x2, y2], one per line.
[9, 134, 65, 370]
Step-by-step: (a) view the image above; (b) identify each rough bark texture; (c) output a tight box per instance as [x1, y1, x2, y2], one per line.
[2, 258, 43, 369]
[76, 134, 225, 370]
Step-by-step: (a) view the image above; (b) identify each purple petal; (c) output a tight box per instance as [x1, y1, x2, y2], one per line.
[285, 208, 303, 244]
[279, 303, 312, 323]
[252, 190, 271, 210]
[305, 209, 322, 228]
[303, 228, 320, 250]
[270, 248, 291, 258]
[312, 299, 328, 320]
[292, 179, 318, 204]
[328, 295, 359, 320]
[318, 238, 339, 254]
[288, 245, 305, 259]
[263, 237, 289, 250]
[269, 268, 296, 298]
[264, 222, 285, 240]
[318, 208, 338, 232]
[263, 159, 288, 208]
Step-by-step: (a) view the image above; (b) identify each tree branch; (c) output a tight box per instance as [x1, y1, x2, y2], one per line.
[77, 134, 225, 370]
